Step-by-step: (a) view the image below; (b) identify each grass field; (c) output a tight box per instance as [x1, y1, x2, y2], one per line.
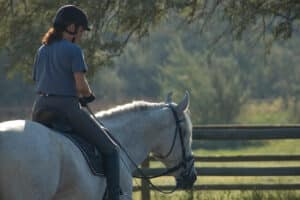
[134, 190, 300, 200]
[132, 139, 300, 199]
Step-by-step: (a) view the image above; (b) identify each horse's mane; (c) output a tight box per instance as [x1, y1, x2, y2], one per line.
[96, 101, 166, 119]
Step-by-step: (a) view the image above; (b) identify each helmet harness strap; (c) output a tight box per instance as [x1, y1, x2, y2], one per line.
[64, 25, 79, 43]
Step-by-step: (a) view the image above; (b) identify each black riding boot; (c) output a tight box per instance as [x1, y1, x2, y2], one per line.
[103, 147, 121, 200]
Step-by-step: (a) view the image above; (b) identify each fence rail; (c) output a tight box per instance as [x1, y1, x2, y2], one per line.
[134, 166, 300, 177]
[134, 184, 300, 191]
[135, 125, 300, 199]
[193, 125, 300, 140]
[149, 155, 300, 162]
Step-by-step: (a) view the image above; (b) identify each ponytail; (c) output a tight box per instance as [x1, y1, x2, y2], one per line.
[42, 27, 63, 45]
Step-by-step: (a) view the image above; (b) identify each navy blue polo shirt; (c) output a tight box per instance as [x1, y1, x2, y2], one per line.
[33, 39, 87, 96]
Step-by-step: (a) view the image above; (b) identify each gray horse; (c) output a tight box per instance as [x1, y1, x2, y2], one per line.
[0, 93, 196, 200]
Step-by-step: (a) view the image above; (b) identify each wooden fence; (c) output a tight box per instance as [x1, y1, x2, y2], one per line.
[133, 125, 300, 200]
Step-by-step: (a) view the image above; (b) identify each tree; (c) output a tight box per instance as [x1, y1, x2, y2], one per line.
[160, 34, 247, 124]
[0, 0, 199, 79]
[1, 0, 300, 80]
[186, 1, 300, 43]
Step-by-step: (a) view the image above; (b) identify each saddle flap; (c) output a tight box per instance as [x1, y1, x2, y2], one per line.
[64, 134, 105, 176]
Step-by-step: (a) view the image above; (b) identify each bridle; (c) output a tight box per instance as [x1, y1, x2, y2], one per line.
[139, 104, 194, 177]
[86, 104, 195, 193]
[131, 104, 195, 193]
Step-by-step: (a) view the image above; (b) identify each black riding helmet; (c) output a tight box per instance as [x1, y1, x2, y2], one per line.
[53, 5, 91, 35]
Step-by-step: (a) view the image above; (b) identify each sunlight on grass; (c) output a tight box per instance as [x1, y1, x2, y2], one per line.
[133, 190, 300, 200]
[235, 98, 298, 124]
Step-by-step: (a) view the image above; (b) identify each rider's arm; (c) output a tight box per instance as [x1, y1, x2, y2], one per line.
[74, 72, 92, 97]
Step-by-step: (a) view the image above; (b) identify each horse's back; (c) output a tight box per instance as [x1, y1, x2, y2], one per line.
[0, 120, 61, 199]
[0, 120, 105, 200]
[0, 120, 60, 159]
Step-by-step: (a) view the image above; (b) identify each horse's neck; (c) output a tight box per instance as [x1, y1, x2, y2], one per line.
[96, 106, 171, 172]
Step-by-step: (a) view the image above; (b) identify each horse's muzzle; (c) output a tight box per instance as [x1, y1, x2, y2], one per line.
[175, 158, 197, 189]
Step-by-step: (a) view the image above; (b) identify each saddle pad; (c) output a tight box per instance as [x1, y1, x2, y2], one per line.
[63, 134, 105, 176]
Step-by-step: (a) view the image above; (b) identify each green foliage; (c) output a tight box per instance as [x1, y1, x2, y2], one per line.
[218, 0, 300, 41]
[235, 98, 298, 124]
[0, 51, 34, 105]
[110, 18, 252, 123]
[2, 0, 300, 80]
[89, 13, 300, 124]
[90, 66, 125, 101]
[1, 1, 300, 125]
[0, 0, 203, 79]
[114, 41, 163, 98]
[159, 37, 244, 124]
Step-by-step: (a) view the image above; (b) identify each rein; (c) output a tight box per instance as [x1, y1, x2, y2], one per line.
[86, 104, 192, 194]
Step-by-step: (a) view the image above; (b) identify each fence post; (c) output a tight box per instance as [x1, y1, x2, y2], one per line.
[141, 158, 150, 200]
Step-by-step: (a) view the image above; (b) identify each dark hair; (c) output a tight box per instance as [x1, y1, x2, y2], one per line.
[42, 27, 63, 45]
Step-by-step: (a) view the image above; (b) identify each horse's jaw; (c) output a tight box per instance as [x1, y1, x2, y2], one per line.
[121, 131, 152, 172]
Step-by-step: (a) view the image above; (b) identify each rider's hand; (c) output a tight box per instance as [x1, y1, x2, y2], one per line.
[79, 93, 95, 107]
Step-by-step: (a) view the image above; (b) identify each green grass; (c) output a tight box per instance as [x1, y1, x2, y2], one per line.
[132, 138, 300, 199]
[234, 98, 298, 124]
[133, 189, 300, 200]
[196, 139, 300, 156]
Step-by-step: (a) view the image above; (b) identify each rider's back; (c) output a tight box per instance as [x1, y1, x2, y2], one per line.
[33, 40, 87, 96]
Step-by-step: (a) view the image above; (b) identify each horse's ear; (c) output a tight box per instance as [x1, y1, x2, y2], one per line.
[176, 91, 190, 112]
[165, 92, 173, 103]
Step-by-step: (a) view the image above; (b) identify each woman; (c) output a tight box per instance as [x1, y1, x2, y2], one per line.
[32, 5, 121, 200]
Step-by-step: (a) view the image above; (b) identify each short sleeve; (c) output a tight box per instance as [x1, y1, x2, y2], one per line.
[71, 46, 88, 73]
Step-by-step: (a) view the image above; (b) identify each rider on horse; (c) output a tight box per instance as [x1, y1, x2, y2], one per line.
[31, 5, 121, 200]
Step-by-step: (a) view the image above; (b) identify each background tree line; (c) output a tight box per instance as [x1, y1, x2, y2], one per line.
[0, 0, 299, 124]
